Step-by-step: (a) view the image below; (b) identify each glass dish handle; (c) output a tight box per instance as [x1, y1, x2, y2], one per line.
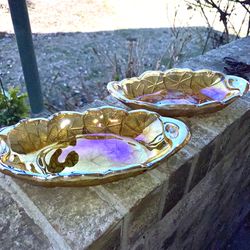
[160, 117, 191, 148]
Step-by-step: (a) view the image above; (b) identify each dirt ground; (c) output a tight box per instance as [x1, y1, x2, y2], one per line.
[0, 0, 247, 34]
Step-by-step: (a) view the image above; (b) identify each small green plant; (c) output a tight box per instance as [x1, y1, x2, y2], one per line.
[0, 79, 29, 126]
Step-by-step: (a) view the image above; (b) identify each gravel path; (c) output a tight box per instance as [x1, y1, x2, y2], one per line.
[0, 27, 212, 111]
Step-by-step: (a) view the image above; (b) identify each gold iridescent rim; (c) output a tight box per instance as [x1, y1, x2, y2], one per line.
[0, 106, 190, 187]
[107, 69, 250, 117]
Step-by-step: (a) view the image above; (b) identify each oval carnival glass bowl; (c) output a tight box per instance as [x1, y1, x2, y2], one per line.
[107, 69, 250, 117]
[0, 106, 190, 187]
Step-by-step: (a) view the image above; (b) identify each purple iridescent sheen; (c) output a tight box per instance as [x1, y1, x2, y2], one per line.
[200, 87, 228, 101]
[58, 136, 134, 163]
[137, 90, 202, 105]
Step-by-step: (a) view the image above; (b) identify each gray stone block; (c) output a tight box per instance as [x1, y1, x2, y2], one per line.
[0, 186, 52, 250]
[104, 172, 161, 211]
[17, 182, 121, 249]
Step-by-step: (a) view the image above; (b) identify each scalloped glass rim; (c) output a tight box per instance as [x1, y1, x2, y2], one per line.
[107, 69, 250, 117]
[0, 106, 190, 186]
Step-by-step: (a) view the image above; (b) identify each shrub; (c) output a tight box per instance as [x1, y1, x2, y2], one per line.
[0, 79, 29, 126]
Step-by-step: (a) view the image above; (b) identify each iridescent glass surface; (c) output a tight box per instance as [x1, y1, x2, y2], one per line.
[0, 107, 190, 186]
[107, 69, 249, 116]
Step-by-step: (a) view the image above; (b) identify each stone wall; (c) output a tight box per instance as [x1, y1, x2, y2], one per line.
[132, 110, 250, 250]
[0, 37, 249, 250]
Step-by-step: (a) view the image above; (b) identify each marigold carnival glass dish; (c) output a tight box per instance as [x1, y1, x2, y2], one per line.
[0, 106, 190, 187]
[107, 69, 249, 117]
